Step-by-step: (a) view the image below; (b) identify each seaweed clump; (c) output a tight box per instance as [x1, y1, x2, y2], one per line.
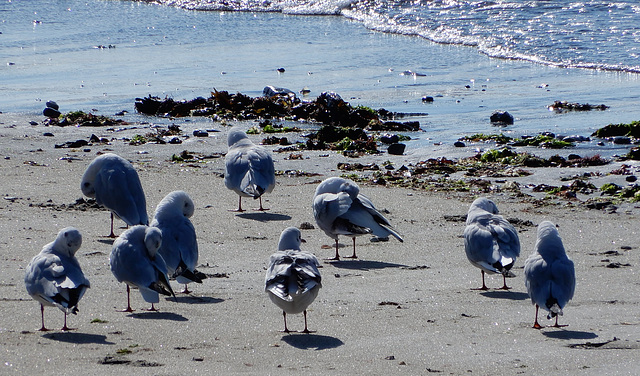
[56, 111, 126, 127]
[592, 121, 640, 138]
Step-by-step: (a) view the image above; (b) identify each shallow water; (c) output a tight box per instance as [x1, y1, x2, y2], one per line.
[1, 0, 639, 159]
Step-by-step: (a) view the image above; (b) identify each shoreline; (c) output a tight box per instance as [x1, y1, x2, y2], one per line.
[1, 112, 640, 374]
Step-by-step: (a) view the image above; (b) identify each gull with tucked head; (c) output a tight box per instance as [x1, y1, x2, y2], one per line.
[24, 227, 90, 331]
[81, 153, 148, 237]
[151, 190, 207, 294]
[313, 177, 403, 260]
[110, 225, 175, 312]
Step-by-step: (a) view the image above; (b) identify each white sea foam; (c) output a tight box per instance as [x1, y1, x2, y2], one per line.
[147, 0, 640, 73]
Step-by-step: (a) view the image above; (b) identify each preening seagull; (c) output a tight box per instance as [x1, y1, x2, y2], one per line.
[463, 197, 520, 290]
[312, 177, 403, 260]
[81, 153, 148, 237]
[224, 127, 276, 212]
[110, 225, 175, 312]
[265, 227, 322, 333]
[24, 227, 90, 331]
[524, 221, 576, 329]
[151, 190, 207, 294]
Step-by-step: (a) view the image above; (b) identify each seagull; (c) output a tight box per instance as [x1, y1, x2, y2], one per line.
[151, 190, 207, 294]
[24, 227, 90, 331]
[224, 127, 276, 212]
[81, 153, 148, 237]
[524, 221, 576, 329]
[265, 227, 322, 333]
[109, 225, 175, 312]
[463, 197, 520, 290]
[312, 177, 403, 260]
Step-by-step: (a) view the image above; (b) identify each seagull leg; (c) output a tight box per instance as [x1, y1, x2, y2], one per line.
[499, 274, 512, 290]
[108, 212, 116, 238]
[281, 311, 291, 333]
[182, 284, 191, 294]
[326, 239, 340, 260]
[118, 285, 135, 312]
[256, 196, 270, 211]
[533, 305, 543, 329]
[61, 312, 72, 331]
[145, 303, 159, 312]
[472, 270, 490, 290]
[229, 196, 245, 212]
[300, 310, 315, 334]
[344, 238, 358, 259]
[38, 304, 50, 332]
[552, 315, 568, 328]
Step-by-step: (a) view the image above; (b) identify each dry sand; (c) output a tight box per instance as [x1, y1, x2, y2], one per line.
[1, 112, 639, 375]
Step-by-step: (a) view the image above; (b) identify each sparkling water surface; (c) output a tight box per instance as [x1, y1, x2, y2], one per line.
[1, 0, 639, 159]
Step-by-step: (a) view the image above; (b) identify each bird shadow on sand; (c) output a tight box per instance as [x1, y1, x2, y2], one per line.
[96, 238, 115, 245]
[281, 333, 344, 350]
[171, 295, 224, 304]
[43, 331, 115, 345]
[542, 329, 598, 340]
[480, 291, 529, 301]
[328, 260, 408, 271]
[236, 212, 292, 222]
[128, 311, 188, 321]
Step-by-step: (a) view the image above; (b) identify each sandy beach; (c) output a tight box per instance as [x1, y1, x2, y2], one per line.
[1, 111, 639, 375]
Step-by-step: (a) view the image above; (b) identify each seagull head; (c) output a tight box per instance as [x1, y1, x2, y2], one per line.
[144, 226, 163, 259]
[56, 227, 82, 256]
[277, 227, 302, 251]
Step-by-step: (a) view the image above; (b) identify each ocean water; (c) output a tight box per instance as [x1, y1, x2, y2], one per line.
[1, 0, 639, 158]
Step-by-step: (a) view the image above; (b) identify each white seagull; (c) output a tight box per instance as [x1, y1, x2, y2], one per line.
[110, 225, 175, 312]
[265, 227, 322, 333]
[81, 153, 148, 237]
[24, 227, 90, 331]
[151, 190, 207, 294]
[312, 177, 403, 260]
[524, 221, 576, 328]
[464, 197, 520, 290]
[224, 127, 276, 212]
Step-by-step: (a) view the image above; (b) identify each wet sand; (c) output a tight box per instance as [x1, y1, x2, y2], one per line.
[1, 112, 639, 375]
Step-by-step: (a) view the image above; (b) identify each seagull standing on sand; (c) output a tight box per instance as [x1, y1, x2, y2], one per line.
[110, 225, 175, 312]
[151, 190, 207, 294]
[224, 128, 275, 212]
[524, 221, 575, 329]
[312, 177, 403, 260]
[24, 227, 90, 331]
[265, 227, 322, 333]
[81, 153, 148, 237]
[464, 197, 520, 290]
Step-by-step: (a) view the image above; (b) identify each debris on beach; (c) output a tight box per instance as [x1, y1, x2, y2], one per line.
[133, 89, 421, 156]
[132, 89, 419, 131]
[461, 132, 593, 149]
[337, 148, 625, 208]
[47, 110, 127, 127]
